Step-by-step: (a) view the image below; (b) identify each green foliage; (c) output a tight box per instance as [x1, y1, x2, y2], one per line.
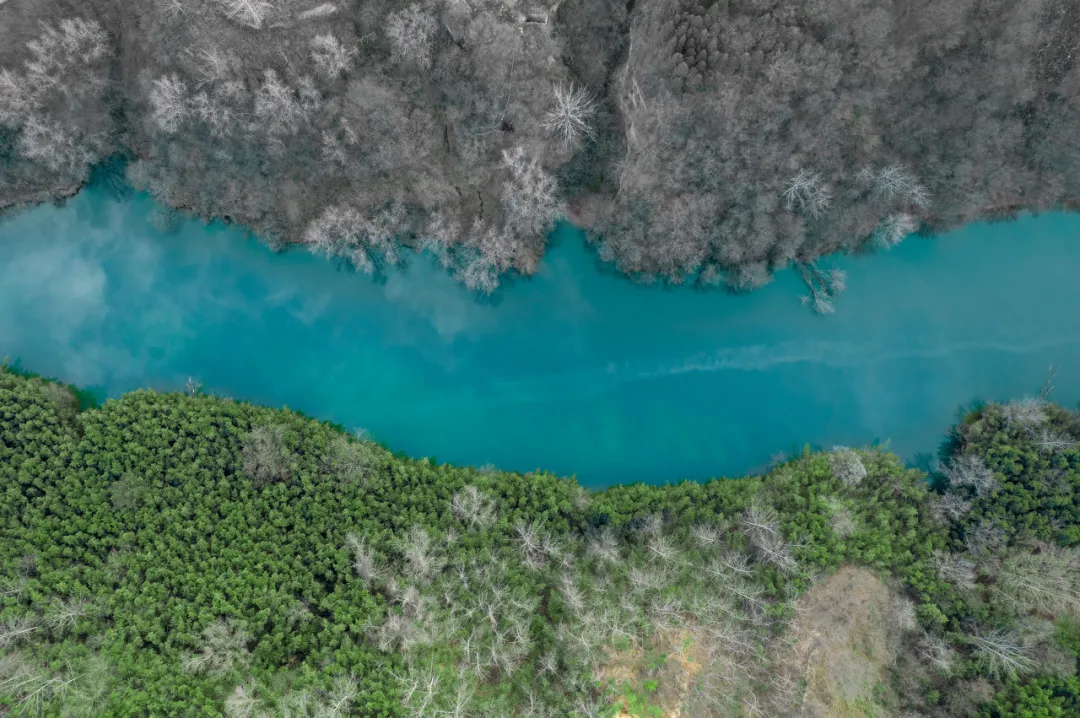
[643, 650, 666, 672]
[1, 359, 101, 412]
[981, 676, 1080, 718]
[1054, 615, 1080, 661]
[881, 398, 1080, 718]
[618, 680, 663, 718]
[946, 401, 1080, 546]
[0, 372, 1077, 716]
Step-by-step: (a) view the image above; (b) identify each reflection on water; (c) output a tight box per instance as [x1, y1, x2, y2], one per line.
[2, 183, 1080, 487]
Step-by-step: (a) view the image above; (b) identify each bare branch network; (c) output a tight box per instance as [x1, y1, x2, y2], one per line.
[542, 83, 597, 146]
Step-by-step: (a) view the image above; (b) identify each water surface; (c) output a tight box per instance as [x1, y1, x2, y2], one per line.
[2, 184, 1079, 487]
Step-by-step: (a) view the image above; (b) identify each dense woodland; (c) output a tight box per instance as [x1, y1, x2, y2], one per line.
[2, 0, 1080, 298]
[0, 365, 1078, 716]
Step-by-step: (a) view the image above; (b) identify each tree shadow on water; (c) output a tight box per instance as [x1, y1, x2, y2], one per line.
[87, 155, 134, 201]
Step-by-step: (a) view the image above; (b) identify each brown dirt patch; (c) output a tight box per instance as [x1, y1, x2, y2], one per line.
[788, 565, 897, 717]
[596, 627, 710, 718]
[595, 566, 903, 717]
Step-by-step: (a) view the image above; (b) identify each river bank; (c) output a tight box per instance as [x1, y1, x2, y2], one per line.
[1, 365, 1077, 717]
[2, 181, 1079, 486]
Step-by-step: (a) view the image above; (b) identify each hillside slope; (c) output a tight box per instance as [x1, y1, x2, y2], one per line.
[2, 0, 1079, 295]
[0, 367, 1078, 715]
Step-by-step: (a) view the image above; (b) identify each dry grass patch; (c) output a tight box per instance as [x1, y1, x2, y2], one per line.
[596, 628, 710, 717]
[784, 565, 901, 717]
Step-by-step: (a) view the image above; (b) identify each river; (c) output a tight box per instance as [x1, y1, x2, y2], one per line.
[2, 181, 1079, 488]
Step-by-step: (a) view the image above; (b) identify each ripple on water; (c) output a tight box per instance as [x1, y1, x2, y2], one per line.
[1, 183, 1080, 487]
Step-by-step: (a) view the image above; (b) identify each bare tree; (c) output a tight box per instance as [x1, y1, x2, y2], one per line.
[969, 628, 1036, 679]
[514, 521, 560, 570]
[0, 576, 26, 598]
[386, 7, 439, 69]
[450, 485, 497, 530]
[826, 497, 856, 538]
[741, 502, 798, 574]
[345, 533, 383, 585]
[933, 551, 977, 590]
[634, 512, 665, 536]
[538, 650, 559, 675]
[825, 269, 847, 294]
[766, 54, 799, 89]
[255, 70, 316, 136]
[628, 565, 664, 594]
[285, 601, 312, 628]
[862, 163, 931, 209]
[224, 682, 262, 718]
[45, 597, 92, 636]
[217, 0, 275, 29]
[726, 261, 774, 293]
[0, 69, 37, 126]
[420, 211, 461, 269]
[942, 454, 996, 497]
[993, 547, 1080, 615]
[558, 574, 585, 614]
[782, 168, 832, 218]
[280, 689, 316, 718]
[874, 213, 916, 248]
[323, 673, 360, 718]
[306, 205, 373, 271]
[829, 448, 867, 487]
[371, 605, 432, 653]
[964, 521, 1006, 557]
[931, 492, 972, 523]
[433, 670, 475, 718]
[646, 535, 680, 565]
[542, 83, 596, 146]
[402, 526, 445, 584]
[17, 119, 94, 175]
[691, 522, 722, 549]
[394, 659, 442, 715]
[328, 434, 373, 483]
[585, 527, 621, 566]
[190, 92, 234, 139]
[1034, 426, 1077, 454]
[182, 619, 251, 675]
[195, 48, 236, 88]
[1001, 397, 1048, 431]
[149, 75, 189, 134]
[573, 697, 607, 718]
[888, 595, 918, 634]
[798, 263, 846, 315]
[310, 34, 355, 79]
[0, 655, 77, 717]
[718, 551, 754, 577]
[463, 219, 520, 276]
[802, 289, 835, 315]
[26, 18, 109, 74]
[273, 675, 359, 717]
[304, 203, 404, 274]
[1039, 366, 1059, 401]
[242, 424, 290, 484]
[500, 146, 563, 238]
[741, 502, 780, 538]
[459, 252, 501, 295]
[569, 483, 590, 513]
[916, 632, 957, 674]
[0, 16, 109, 181]
[0, 616, 40, 648]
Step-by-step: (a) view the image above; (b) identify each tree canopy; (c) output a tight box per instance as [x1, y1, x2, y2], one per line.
[0, 367, 1077, 716]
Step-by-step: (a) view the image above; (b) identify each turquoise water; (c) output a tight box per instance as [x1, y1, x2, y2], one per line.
[2, 183, 1080, 487]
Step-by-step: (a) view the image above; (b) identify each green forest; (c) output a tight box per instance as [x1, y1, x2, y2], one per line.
[1, 365, 1078, 716]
